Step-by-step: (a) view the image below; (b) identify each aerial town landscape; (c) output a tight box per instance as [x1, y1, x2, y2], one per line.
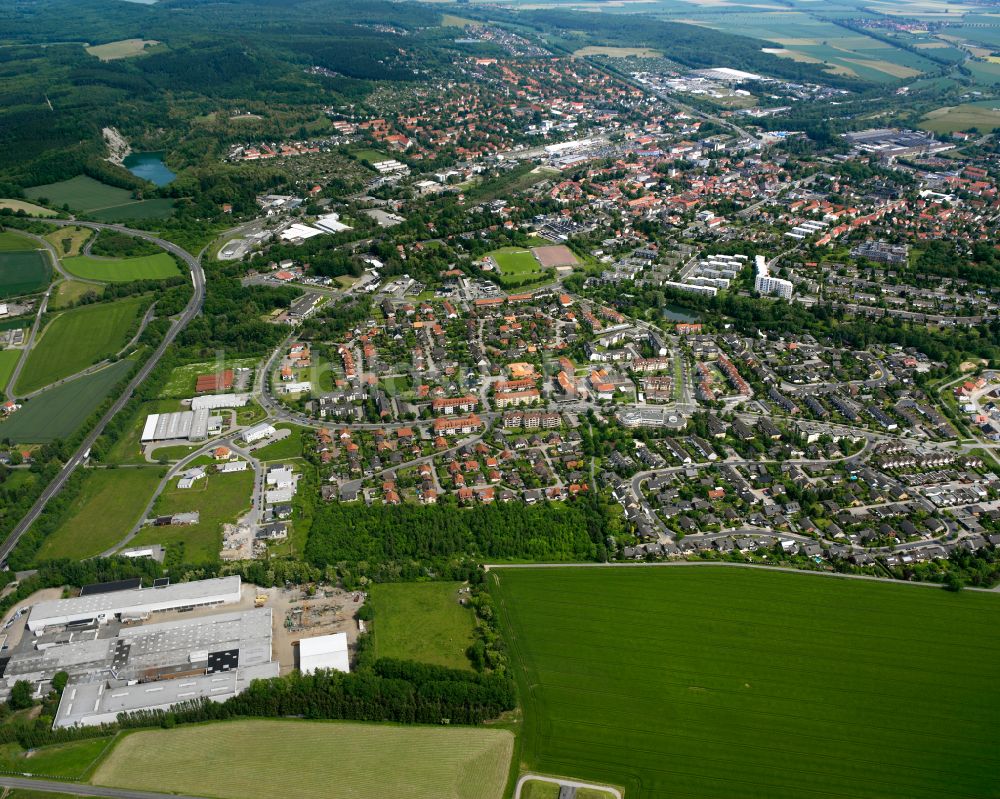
[0, 0, 999, 797]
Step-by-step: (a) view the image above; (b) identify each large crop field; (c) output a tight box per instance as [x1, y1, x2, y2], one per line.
[371, 581, 477, 670]
[0, 359, 133, 443]
[62, 253, 181, 282]
[921, 101, 1000, 134]
[0, 251, 50, 299]
[35, 467, 164, 561]
[16, 296, 146, 394]
[91, 719, 514, 799]
[24, 176, 173, 219]
[128, 469, 254, 563]
[493, 566, 1000, 799]
[0, 349, 19, 391]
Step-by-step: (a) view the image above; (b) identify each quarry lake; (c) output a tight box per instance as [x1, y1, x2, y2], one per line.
[124, 151, 176, 186]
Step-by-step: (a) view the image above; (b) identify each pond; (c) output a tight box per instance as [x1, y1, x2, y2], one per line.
[123, 151, 176, 186]
[661, 303, 699, 324]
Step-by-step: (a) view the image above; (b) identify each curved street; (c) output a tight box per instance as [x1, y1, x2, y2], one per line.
[0, 220, 206, 565]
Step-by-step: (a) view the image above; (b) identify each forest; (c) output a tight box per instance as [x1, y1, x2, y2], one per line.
[305, 495, 618, 576]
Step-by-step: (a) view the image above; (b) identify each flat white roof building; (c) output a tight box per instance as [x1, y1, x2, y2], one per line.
[27, 576, 242, 633]
[190, 393, 249, 411]
[141, 409, 210, 443]
[298, 632, 350, 674]
[243, 422, 276, 444]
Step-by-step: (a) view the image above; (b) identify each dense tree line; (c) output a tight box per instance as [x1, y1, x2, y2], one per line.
[306, 495, 615, 575]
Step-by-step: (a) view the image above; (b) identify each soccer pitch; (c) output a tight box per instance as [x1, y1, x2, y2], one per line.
[492, 565, 1000, 799]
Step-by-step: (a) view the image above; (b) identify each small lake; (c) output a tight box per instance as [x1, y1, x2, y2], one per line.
[123, 151, 176, 186]
[661, 304, 699, 324]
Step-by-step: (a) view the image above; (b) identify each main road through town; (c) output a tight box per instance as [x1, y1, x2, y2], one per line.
[0, 776, 208, 799]
[0, 221, 206, 564]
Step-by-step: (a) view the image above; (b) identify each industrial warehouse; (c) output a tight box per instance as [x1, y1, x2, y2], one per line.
[0, 576, 352, 729]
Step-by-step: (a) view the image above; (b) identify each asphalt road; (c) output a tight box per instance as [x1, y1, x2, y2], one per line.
[0, 776, 207, 799]
[0, 221, 206, 565]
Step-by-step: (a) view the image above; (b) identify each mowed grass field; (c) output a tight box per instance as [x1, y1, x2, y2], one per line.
[85, 38, 160, 61]
[0, 737, 114, 779]
[62, 253, 180, 282]
[488, 247, 539, 276]
[921, 101, 1000, 134]
[36, 467, 164, 561]
[16, 296, 146, 394]
[493, 566, 1000, 799]
[45, 226, 92, 257]
[372, 582, 477, 670]
[129, 469, 254, 563]
[0, 359, 133, 443]
[91, 719, 514, 799]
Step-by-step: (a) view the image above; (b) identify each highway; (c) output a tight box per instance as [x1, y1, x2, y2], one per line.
[0, 776, 207, 799]
[0, 221, 206, 565]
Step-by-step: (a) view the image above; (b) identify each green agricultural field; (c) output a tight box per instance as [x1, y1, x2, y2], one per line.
[128, 469, 254, 563]
[371, 582, 477, 670]
[91, 720, 513, 799]
[62, 253, 181, 282]
[493, 566, 1000, 799]
[0, 231, 39, 251]
[25, 176, 133, 213]
[36, 467, 164, 561]
[0, 737, 114, 779]
[16, 296, 146, 394]
[0, 359, 133, 443]
[89, 198, 175, 221]
[23, 176, 173, 220]
[0, 349, 20, 391]
[0, 251, 50, 299]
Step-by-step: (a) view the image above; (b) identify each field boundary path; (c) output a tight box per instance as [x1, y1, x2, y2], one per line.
[514, 773, 622, 799]
[0, 221, 206, 565]
[485, 559, 1000, 592]
[0, 776, 208, 799]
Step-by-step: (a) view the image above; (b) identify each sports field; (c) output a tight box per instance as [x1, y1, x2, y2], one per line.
[16, 297, 146, 394]
[24, 176, 173, 219]
[493, 566, 1000, 799]
[91, 719, 514, 799]
[62, 253, 181, 282]
[36, 467, 164, 561]
[0, 251, 50, 299]
[129, 469, 254, 563]
[371, 581, 477, 670]
[486, 247, 545, 279]
[0, 359, 133, 443]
